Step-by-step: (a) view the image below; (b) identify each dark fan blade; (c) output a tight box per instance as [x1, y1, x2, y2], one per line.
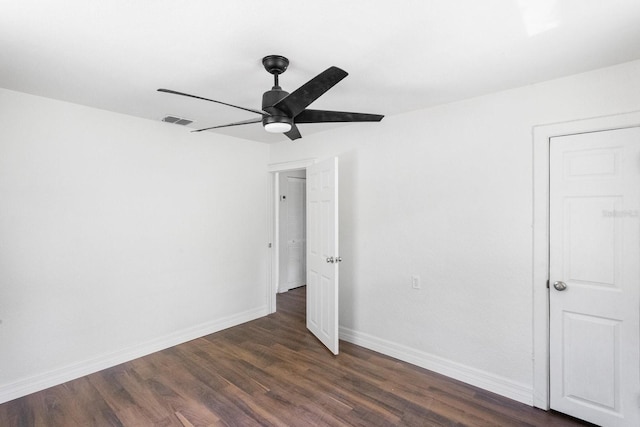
[272, 67, 348, 118]
[191, 117, 262, 133]
[285, 124, 302, 141]
[158, 88, 269, 116]
[294, 109, 384, 123]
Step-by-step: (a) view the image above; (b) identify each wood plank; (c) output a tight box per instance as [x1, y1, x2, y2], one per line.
[174, 411, 194, 427]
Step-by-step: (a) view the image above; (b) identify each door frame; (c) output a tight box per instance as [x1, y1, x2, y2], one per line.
[267, 158, 317, 314]
[532, 110, 640, 409]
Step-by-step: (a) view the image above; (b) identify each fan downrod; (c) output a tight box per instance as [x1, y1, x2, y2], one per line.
[262, 55, 289, 75]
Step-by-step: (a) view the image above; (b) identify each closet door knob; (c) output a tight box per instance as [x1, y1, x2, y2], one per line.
[553, 281, 567, 291]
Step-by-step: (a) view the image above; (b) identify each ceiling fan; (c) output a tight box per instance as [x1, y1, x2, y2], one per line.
[157, 55, 384, 140]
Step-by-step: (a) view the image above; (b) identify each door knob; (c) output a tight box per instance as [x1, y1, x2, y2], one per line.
[326, 257, 335, 263]
[553, 281, 567, 291]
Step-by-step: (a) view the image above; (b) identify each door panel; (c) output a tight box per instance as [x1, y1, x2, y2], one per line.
[549, 127, 640, 426]
[306, 157, 339, 355]
[562, 313, 619, 410]
[286, 242, 304, 285]
[564, 196, 620, 286]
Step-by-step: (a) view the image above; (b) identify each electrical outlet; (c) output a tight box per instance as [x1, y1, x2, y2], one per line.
[411, 275, 421, 290]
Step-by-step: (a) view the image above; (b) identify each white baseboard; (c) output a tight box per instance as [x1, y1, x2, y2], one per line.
[0, 306, 269, 404]
[339, 326, 533, 406]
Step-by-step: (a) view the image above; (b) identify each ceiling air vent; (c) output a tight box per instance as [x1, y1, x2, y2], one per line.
[162, 115, 193, 126]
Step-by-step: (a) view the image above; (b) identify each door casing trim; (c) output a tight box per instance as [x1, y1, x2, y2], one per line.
[532, 110, 640, 409]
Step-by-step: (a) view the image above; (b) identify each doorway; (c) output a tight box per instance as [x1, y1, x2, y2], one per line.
[267, 157, 341, 355]
[267, 158, 315, 314]
[532, 111, 640, 425]
[277, 170, 307, 293]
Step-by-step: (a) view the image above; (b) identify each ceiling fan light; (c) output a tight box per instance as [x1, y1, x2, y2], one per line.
[264, 121, 292, 133]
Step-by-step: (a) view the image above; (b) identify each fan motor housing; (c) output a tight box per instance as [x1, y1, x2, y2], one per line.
[262, 88, 292, 128]
[262, 88, 288, 109]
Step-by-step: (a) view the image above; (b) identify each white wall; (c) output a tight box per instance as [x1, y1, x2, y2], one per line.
[0, 88, 269, 402]
[269, 59, 640, 403]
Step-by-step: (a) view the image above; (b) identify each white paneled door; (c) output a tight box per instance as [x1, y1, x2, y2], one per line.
[549, 127, 640, 426]
[306, 157, 339, 355]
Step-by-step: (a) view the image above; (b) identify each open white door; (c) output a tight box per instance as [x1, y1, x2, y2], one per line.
[549, 127, 640, 426]
[306, 157, 339, 354]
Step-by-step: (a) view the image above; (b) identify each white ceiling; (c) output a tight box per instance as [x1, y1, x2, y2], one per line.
[2, 0, 640, 143]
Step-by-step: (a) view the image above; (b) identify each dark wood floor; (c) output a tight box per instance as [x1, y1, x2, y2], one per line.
[1, 287, 591, 426]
